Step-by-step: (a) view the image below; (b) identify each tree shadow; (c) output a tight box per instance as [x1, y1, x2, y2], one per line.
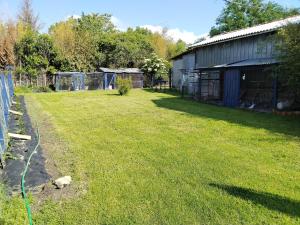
[209, 183, 300, 218]
[152, 96, 300, 137]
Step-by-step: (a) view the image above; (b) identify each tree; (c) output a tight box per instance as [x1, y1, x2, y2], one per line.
[14, 31, 64, 83]
[103, 28, 154, 68]
[276, 23, 300, 102]
[210, 0, 300, 36]
[0, 20, 18, 69]
[141, 53, 168, 87]
[49, 18, 76, 70]
[166, 40, 186, 60]
[18, 0, 40, 31]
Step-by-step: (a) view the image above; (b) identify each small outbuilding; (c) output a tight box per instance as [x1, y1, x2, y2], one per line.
[55, 68, 144, 91]
[99, 68, 144, 89]
[55, 72, 85, 91]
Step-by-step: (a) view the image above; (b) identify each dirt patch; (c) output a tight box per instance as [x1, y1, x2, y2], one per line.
[24, 95, 87, 210]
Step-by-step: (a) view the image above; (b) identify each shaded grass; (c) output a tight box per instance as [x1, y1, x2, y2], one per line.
[2, 89, 300, 224]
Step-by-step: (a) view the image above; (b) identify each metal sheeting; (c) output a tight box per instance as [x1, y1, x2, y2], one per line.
[190, 15, 300, 49]
[224, 58, 278, 67]
[99, 68, 142, 74]
[208, 58, 278, 69]
[195, 33, 278, 69]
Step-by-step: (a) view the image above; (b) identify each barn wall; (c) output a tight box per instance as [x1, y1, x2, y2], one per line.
[195, 33, 278, 68]
[172, 58, 184, 88]
[172, 52, 195, 89]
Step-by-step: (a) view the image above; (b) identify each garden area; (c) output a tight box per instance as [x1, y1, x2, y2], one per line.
[1, 89, 299, 224]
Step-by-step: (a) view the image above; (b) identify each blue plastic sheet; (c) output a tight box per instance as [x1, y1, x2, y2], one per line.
[0, 72, 14, 155]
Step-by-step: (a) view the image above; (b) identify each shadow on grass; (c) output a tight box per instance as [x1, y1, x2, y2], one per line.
[151, 95, 300, 137]
[210, 183, 300, 218]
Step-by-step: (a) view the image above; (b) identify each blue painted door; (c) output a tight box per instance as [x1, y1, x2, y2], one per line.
[223, 70, 240, 107]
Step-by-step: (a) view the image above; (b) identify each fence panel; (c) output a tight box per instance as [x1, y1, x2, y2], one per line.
[0, 72, 14, 163]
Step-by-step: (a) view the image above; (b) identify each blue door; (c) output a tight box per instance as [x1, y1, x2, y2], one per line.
[223, 70, 240, 107]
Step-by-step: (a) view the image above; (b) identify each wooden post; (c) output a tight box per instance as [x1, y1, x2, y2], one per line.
[272, 75, 278, 109]
[169, 68, 172, 89]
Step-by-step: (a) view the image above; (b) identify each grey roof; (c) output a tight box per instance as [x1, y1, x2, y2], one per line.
[190, 15, 300, 49]
[198, 58, 279, 70]
[99, 68, 142, 73]
[56, 72, 84, 76]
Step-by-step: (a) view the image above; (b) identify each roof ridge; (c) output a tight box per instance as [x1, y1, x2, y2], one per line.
[189, 14, 300, 49]
[211, 14, 300, 38]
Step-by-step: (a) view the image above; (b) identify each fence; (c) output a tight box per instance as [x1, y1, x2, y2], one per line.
[0, 71, 14, 165]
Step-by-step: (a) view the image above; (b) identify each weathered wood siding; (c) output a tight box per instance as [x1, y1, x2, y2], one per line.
[195, 33, 277, 68]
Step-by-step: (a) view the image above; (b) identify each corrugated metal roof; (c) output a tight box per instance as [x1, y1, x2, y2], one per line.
[224, 58, 279, 67]
[56, 72, 84, 76]
[189, 15, 300, 49]
[198, 58, 279, 70]
[99, 68, 142, 73]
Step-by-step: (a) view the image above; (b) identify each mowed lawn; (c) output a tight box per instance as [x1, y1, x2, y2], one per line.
[3, 89, 300, 224]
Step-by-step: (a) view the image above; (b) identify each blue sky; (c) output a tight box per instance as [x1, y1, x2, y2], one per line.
[0, 0, 299, 43]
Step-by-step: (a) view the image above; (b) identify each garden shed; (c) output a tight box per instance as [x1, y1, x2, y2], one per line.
[171, 15, 300, 110]
[99, 68, 144, 89]
[55, 72, 85, 91]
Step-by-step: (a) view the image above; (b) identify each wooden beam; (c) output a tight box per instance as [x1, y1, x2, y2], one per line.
[9, 110, 23, 116]
[8, 133, 31, 140]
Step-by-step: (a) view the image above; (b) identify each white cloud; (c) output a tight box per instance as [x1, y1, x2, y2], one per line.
[60, 15, 207, 44]
[141, 25, 207, 44]
[111, 16, 128, 31]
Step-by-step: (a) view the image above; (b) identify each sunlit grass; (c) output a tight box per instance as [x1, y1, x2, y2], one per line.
[2, 89, 300, 224]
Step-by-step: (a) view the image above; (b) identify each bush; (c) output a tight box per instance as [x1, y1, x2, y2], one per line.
[116, 77, 132, 96]
[32, 86, 53, 93]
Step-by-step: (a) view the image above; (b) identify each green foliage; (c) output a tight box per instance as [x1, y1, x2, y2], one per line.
[14, 85, 52, 94]
[116, 77, 132, 95]
[0, 184, 28, 225]
[210, 0, 300, 36]
[49, 15, 186, 72]
[14, 31, 65, 81]
[15, 85, 33, 94]
[277, 23, 300, 94]
[141, 53, 168, 87]
[32, 86, 53, 93]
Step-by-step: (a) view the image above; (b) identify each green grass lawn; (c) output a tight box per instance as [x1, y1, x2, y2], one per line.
[1, 89, 300, 224]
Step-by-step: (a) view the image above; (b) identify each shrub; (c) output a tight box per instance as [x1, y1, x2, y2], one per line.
[32, 86, 53, 93]
[116, 77, 132, 96]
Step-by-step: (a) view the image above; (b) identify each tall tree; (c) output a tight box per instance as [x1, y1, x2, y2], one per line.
[210, 0, 300, 36]
[277, 23, 300, 101]
[0, 20, 18, 68]
[18, 0, 40, 31]
[15, 32, 64, 82]
[49, 18, 77, 70]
